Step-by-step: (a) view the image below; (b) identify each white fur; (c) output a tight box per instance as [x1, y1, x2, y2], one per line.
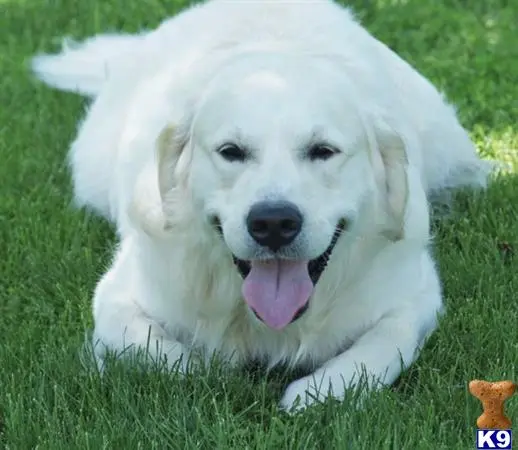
[32, 0, 490, 411]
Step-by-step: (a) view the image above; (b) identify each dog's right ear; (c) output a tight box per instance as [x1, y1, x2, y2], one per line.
[156, 123, 195, 231]
[129, 123, 191, 237]
[157, 124, 189, 198]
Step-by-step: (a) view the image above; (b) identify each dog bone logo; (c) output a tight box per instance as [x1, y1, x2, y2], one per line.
[469, 379, 516, 429]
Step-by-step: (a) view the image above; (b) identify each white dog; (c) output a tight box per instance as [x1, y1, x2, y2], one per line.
[32, 0, 490, 411]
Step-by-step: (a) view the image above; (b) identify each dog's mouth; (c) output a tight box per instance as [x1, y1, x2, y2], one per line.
[232, 220, 346, 284]
[221, 219, 347, 330]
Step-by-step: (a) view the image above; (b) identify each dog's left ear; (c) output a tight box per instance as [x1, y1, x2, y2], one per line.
[367, 117, 410, 241]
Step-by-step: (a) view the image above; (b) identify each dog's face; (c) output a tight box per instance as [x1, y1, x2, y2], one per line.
[159, 54, 408, 330]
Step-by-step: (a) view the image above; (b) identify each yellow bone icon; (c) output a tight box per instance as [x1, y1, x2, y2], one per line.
[469, 380, 516, 430]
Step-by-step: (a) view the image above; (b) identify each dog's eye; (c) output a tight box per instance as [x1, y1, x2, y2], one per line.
[217, 143, 247, 163]
[307, 144, 339, 161]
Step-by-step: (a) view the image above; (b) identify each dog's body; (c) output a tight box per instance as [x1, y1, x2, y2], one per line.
[33, 0, 490, 410]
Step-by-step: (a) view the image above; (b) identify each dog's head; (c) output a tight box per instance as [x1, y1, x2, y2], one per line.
[154, 52, 413, 330]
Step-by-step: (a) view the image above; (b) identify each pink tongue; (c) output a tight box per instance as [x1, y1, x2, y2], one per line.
[242, 259, 313, 330]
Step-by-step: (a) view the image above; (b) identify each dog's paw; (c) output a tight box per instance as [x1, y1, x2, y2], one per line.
[280, 374, 346, 413]
[279, 377, 315, 413]
[88, 335, 194, 375]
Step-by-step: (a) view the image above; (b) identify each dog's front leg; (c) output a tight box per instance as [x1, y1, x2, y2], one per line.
[280, 300, 441, 412]
[89, 239, 189, 372]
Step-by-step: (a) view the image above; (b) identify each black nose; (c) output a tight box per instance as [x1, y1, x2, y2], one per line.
[246, 201, 303, 252]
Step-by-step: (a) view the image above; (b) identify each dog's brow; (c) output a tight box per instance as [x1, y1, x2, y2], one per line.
[296, 130, 339, 156]
[214, 134, 257, 157]
[296, 130, 323, 149]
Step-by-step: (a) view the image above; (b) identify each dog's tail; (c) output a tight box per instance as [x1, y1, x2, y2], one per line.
[31, 33, 145, 97]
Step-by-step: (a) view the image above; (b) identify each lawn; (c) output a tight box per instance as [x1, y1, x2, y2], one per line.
[1, 0, 517, 448]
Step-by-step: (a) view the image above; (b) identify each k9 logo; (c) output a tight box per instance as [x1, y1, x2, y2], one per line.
[476, 430, 512, 449]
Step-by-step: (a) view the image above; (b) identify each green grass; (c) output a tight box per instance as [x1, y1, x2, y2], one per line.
[1, 0, 517, 448]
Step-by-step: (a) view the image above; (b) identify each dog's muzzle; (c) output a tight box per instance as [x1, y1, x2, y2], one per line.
[233, 219, 347, 327]
[210, 211, 347, 329]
